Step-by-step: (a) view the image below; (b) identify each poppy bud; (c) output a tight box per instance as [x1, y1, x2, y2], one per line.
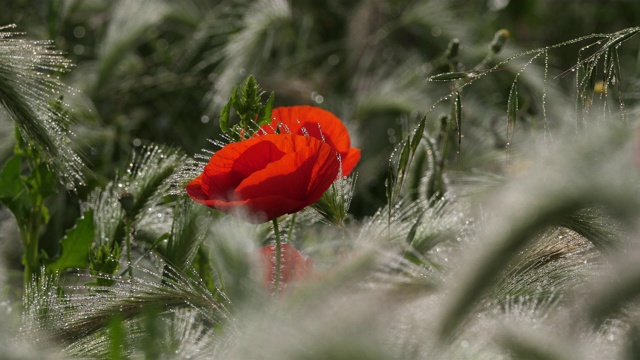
[490, 29, 510, 54]
[260, 244, 315, 292]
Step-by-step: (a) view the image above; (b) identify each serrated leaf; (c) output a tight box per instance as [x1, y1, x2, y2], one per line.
[258, 91, 275, 126]
[90, 242, 121, 285]
[48, 210, 95, 273]
[0, 155, 30, 219]
[34, 161, 58, 199]
[0, 155, 24, 199]
[219, 96, 233, 133]
[242, 75, 259, 105]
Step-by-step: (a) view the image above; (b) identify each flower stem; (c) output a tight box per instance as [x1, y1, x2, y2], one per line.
[272, 218, 282, 293]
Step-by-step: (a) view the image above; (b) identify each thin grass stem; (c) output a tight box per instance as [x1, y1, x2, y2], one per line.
[287, 214, 296, 243]
[272, 218, 282, 294]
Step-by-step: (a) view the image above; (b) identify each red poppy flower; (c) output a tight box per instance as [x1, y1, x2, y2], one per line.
[260, 244, 315, 291]
[186, 134, 340, 223]
[258, 106, 361, 176]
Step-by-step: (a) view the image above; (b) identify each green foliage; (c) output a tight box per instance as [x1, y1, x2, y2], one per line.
[0, 155, 30, 221]
[82, 144, 185, 283]
[219, 75, 275, 140]
[107, 315, 126, 360]
[47, 210, 94, 273]
[312, 174, 358, 226]
[90, 242, 121, 286]
[0, 135, 59, 283]
[163, 197, 206, 271]
[0, 27, 84, 188]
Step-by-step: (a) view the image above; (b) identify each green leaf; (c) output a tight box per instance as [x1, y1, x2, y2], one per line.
[90, 242, 121, 286]
[237, 75, 265, 127]
[219, 94, 234, 133]
[258, 91, 275, 126]
[425, 137, 446, 202]
[507, 83, 518, 148]
[219, 76, 273, 138]
[108, 315, 126, 360]
[241, 75, 259, 108]
[410, 115, 427, 154]
[397, 138, 411, 183]
[406, 211, 424, 246]
[606, 28, 640, 48]
[47, 210, 95, 273]
[385, 168, 394, 205]
[407, 145, 427, 202]
[0, 155, 30, 219]
[34, 161, 58, 199]
[429, 72, 469, 81]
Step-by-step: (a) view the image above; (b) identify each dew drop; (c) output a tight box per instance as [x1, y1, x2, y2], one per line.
[328, 54, 340, 66]
[73, 26, 86, 39]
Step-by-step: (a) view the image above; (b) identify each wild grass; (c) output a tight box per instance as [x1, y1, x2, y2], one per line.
[1, 1, 640, 359]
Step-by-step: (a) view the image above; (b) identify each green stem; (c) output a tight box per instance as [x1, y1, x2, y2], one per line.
[125, 218, 132, 277]
[22, 222, 40, 286]
[286, 214, 296, 243]
[23, 162, 44, 286]
[272, 218, 282, 293]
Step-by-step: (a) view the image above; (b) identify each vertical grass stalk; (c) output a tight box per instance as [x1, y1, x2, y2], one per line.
[272, 218, 282, 293]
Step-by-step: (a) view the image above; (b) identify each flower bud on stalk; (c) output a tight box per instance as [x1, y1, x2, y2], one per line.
[490, 29, 510, 54]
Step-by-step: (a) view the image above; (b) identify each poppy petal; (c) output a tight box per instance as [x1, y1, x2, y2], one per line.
[235, 136, 338, 203]
[186, 133, 340, 223]
[340, 147, 361, 177]
[201, 138, 286, 200]
[261, 106, 360, 176]
[185, 173, 208, 201]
